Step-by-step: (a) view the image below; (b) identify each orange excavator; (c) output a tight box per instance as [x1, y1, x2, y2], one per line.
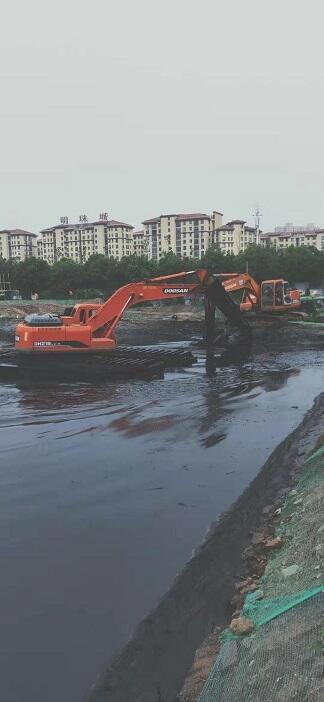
[217, 273, 301, 313]
[15, 269, 251, 353]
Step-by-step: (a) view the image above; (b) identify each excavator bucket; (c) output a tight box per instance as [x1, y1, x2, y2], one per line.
[205, 279, 252, 348]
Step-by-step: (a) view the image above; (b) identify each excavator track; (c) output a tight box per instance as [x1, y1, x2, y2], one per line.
[115, 346, 197, 367]
[0, 346, 197, 383]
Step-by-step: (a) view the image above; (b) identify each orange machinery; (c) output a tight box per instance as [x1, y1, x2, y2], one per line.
[217, 273, 301, 313]
[15, 268, 249, 353]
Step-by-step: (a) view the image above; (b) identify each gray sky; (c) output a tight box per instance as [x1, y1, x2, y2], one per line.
[1, 0, 324, 233]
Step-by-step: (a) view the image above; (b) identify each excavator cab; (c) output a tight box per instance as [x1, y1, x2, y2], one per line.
[62, 303, 100, 325]
[261, 280, 299, 311]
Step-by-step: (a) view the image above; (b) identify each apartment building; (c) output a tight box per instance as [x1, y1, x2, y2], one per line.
[211, 220, 259, 256]
[0, 229, 38, 261]
[38, 216, 134, 264]
[260, 223, 324, 251]
[133, 230, 148, 257]
[142, 211, 223, 261]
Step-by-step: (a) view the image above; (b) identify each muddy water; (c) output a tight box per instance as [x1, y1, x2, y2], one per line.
[1, 342, 324, 702]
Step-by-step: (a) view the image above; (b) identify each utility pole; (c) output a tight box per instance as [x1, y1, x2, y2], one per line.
[253, 204, 262, 245]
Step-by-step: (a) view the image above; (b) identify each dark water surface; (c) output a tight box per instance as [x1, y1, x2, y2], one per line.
[0, 346, 323, 702]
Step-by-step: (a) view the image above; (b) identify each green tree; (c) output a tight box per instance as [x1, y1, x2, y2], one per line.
[200, 248, 229, 273]
[12, 257, 50, 298]
[235, 245, 281, 281]
[156, 252, 196, 276]
[4, 244, 324, 299]
[115, 255, 157, 286]
[45, 259, 83, 298]
[83, 255, 120, 296]
[281, 246, 324, 286]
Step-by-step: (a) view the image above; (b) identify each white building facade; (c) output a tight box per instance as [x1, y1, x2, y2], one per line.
[133, 230, 148, 257]
[142, 211, 223, 261]
[142, 212, 259, 260]
[38, 217, 134, 264]
[211, 220, 259, 256]
[0, 229, 38, 261]
[260, 223, 324, 251]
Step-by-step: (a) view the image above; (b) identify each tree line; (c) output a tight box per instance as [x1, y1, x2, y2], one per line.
[1, 245, 324, 299]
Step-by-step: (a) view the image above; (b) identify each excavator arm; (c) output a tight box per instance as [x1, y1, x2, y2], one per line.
[216, 273, 261, 311]
[86, 269, 210, 340]
[217, 273, 260, 297]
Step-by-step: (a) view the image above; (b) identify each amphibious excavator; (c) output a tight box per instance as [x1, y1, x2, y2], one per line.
[217, 273, 301, 314]
[15, 269, 250, 354]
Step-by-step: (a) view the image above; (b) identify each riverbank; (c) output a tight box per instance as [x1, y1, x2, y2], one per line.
[188, 411, 324, 702]
[84, 385, 324, 702]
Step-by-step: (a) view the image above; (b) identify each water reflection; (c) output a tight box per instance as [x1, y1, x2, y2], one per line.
[3, 380, 119, 412]
[0, 359, 301, 461]
[197, 363, 300, 448]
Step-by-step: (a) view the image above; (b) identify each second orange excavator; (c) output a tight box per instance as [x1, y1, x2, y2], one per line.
[217, 273, 301, 314]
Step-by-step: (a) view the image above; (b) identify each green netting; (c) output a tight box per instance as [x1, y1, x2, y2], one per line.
[221, 587, 324, 644]
[198, 444, 324, 701]
[304, 445, 324, 463]
[243, 586, 324, 628]
[198, 593, 324, 702]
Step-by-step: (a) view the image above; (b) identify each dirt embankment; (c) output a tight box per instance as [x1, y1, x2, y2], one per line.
[0, 301, 65, 319]
[84, 391, 324, 702]
[0, 301, 202, 321]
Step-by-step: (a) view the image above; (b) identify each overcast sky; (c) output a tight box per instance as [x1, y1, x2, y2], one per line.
[1, 0, 324, 233]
